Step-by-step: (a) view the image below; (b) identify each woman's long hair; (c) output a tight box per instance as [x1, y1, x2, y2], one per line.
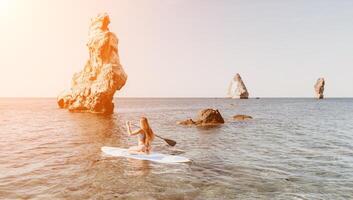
[140, 117, 155, 147]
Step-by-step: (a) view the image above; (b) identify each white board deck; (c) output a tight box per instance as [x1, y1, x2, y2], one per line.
[101, 146, 191, 164]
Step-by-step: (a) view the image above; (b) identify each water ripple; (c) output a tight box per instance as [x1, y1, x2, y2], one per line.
[0, 98, 353, 199]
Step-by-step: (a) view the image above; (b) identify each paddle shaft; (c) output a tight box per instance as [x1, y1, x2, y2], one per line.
[155, 134, 164, 140]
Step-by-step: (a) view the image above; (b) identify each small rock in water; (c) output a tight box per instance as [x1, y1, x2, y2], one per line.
[196, 109, 225, 125]
[233, 114, 253, 121]
[178, 108, 225, 126]
[177, 119, 196, 125]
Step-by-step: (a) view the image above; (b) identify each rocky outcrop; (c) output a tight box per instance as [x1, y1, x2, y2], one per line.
[57, 13, 127, 114]
[197, 109, 225, 125]
[178, 109, 225, 126]
[233, 115, 253, 121]
[228, 73, 249, 99]
[314, 78, 325, 99]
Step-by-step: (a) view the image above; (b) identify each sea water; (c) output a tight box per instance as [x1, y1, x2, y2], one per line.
[0, 98, 352, 199]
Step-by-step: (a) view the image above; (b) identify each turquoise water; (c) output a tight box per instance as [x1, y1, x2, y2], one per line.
[0, 98, 353, 199]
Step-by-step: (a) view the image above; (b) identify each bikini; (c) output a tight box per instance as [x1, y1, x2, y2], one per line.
[137, 131, 146, 146]
[137, 131, 151, 152]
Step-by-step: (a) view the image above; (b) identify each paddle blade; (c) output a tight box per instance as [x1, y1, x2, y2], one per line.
[164, 138, 176, 146]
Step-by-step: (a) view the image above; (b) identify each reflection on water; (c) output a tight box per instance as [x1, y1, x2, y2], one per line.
[0, 98, 353, 199]
[124, 159, 151, 177]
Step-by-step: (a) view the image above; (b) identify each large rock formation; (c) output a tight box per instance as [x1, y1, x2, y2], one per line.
[314, 78, 325, 99]
[178, 108, 225, 126]
[57, 13, 127, 114]
[228, 73, 249, 99]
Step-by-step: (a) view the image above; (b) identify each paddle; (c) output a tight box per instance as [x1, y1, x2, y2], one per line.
[154, 135, 177, 147]
[130, 123, 177, 146]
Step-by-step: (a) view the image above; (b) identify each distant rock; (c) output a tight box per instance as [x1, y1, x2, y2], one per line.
[228, 73, 249, 99]
[314, 78, 325, 99]
[178, 109, 225, 126]
[57, 13, 127, 114]
[233, 114, 253, 121]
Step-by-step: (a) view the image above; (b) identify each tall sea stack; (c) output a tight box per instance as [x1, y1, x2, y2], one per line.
[228, 73, 249, 99]
[57, 13, 127, 114]
[314, 78, 325, 99]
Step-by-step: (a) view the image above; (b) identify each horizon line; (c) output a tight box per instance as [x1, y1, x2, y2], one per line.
[0, 96, 352, 99]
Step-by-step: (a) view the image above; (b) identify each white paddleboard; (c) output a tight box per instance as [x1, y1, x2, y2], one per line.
[101, 146, 191, 164]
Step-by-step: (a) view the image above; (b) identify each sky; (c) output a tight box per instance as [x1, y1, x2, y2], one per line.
[0, 0, 352, 97]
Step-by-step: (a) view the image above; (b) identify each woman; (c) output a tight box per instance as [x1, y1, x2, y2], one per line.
[126, 117, 155, 154]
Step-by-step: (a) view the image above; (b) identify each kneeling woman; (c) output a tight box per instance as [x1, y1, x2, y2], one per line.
[126, 117, 155, 154]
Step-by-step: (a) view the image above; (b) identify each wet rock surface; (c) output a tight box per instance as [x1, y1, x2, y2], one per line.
[178, 108, 225, 126]
[233, 114, 253, 121]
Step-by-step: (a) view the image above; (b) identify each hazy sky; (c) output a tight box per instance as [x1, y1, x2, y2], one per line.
[0, 0, 352, 97]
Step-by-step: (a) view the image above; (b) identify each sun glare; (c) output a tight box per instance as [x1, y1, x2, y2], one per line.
[0, 0, 12, 15]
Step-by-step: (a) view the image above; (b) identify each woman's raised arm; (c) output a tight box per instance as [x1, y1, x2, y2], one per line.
[126, 121, 143, 135]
